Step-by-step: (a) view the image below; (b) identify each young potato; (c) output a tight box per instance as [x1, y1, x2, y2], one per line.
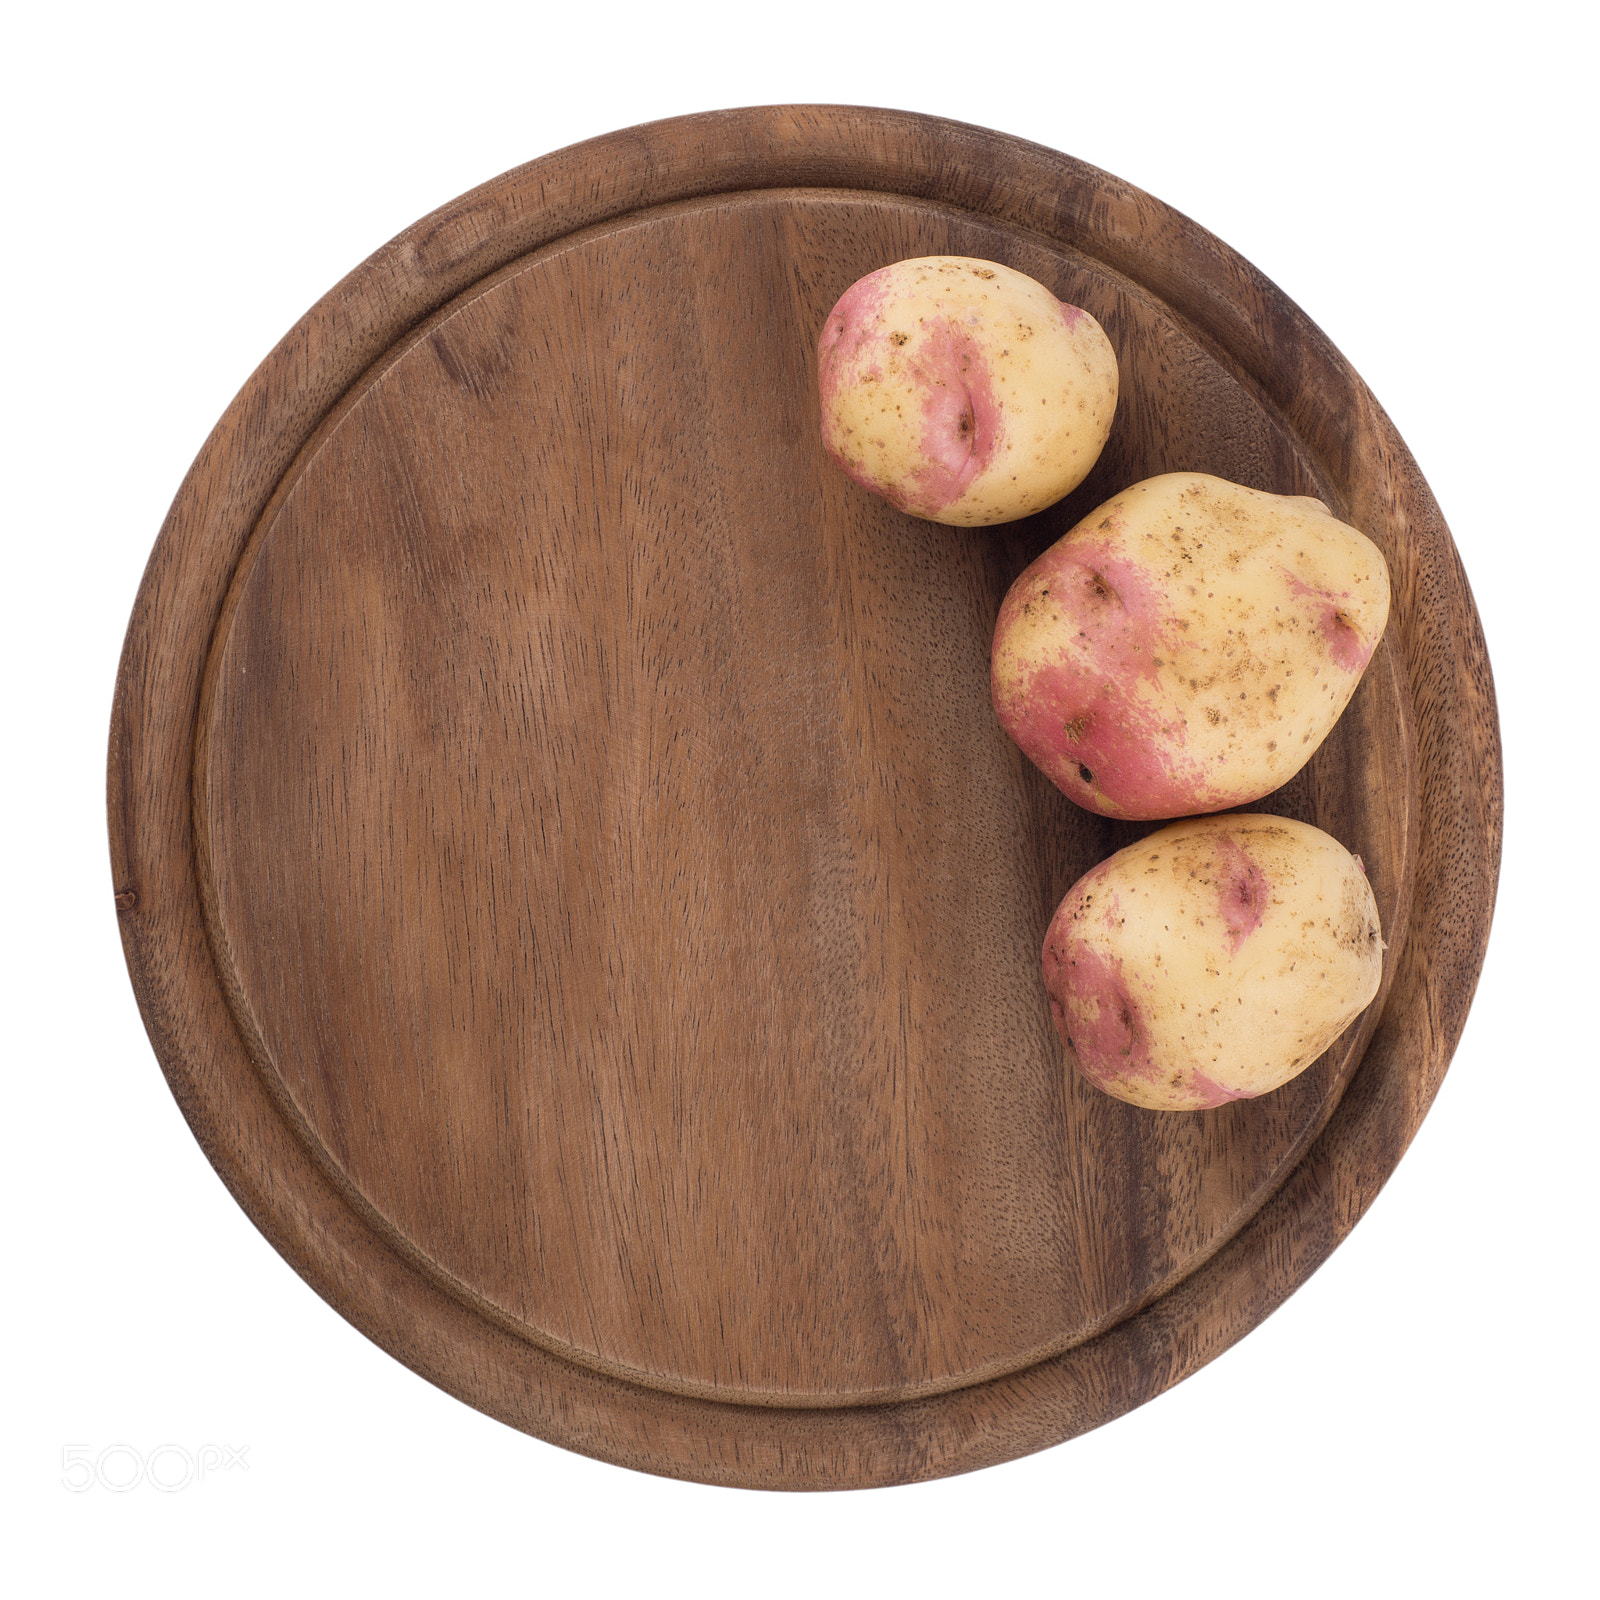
[1043, 815, 1383, 1110]
[991, 473, 1391, 818]
[817, 256, 1117, 526]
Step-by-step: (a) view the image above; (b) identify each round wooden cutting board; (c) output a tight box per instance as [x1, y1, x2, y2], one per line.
[109, 107, 1501, 1488]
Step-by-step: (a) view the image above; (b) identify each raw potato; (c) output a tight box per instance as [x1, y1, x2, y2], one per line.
[1043, 815, 1383, 1110]
[991, 473, 1391, 818]
[817, 256, 1118, 526]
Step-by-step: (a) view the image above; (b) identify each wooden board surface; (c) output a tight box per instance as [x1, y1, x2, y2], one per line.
[110, 107, 1501, 1486]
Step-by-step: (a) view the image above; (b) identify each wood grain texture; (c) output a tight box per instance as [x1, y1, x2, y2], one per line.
[110, 107, 1501, 1487]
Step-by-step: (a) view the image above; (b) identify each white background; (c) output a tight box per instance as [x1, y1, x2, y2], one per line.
[4, 2, 1594, 1595]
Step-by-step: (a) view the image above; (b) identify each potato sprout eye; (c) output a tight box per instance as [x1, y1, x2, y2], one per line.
[1079, 764, 1094, 783]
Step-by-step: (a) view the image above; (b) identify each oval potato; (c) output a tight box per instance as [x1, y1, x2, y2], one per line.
[818, 256, 1118, 526]
[1043, 815, 1383, 1110]
[992, 473, 1391, 818]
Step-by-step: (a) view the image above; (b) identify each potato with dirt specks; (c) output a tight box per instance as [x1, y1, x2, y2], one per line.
[817, 256, 1118, 526]
[991, 473, 1391, 818]
[1045, 814, 1383, 1110]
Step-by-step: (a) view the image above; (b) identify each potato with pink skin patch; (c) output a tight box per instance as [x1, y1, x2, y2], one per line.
[991, 473, 1391, 818]
[817, 256, 1117, 526]
[1044, 815, 1383, 1110]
